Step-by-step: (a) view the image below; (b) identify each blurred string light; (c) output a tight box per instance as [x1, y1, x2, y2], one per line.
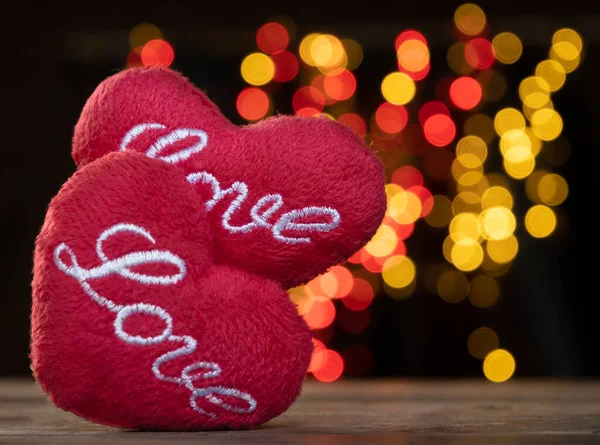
[217, 4, 577, 383]
[127, 23, 174, 68]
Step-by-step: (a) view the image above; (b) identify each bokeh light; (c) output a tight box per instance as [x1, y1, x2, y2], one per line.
[293, 86, 325, 112]
[241, 52, 275, 86]
[141, 39, 174, 68]
[494, 108, 525, 136]
[437, 269, 470, 303]
[311, 34, 347, 74]
[323, 70, 357, 101]
[454, 3, 486, 36]
[492, 32, 523, 64]
[468, 275, 500, 308]
[382, 255, 416, 288]
[537, 173, 569, 206]
[483, 349, 516, 383]
[451, 238, 484, 271]
[303, 296, 336, 330]
[480, 207, 516, 240]
[376, 103, 408, 134]
[271, 50, 299, 83]
[450, 77, 482, 110]
[342, 278, 374, 311]
[424, 114, 456, 147]
[365, 224, 398, 257]
[338, 113, 367, 137]
[531, 108, 563, 141]
[236, 88, 270, 121]
[482, 186, 513, 210]
[130, 23, 163, 49]
[447, 42, 473, 75]
[464, 38, 495, 70]
[312, 349, 344, 382]
[456, 135, 487, 168]
[468, 327, 499, 359]
[381, 72, 416, 105]
[535, 60, 566, 92]
[519, 76, 550, 109]
[397, 39, 430, 73]
[525, 205, 556, 238]
[464, 113, 495, 144]
[342, 38, 363, 70]
[487, 235, 519, 264]
[256, 22, 289, 54]
[419, 101, 450, 126]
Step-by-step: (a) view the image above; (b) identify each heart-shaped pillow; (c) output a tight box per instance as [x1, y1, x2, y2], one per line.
[72, 67, 386, 288]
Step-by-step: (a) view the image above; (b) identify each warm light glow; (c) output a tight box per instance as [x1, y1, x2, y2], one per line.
[323, 70, 356, 101]
[376, 103, 408, 134]
[492, 32, 522, 64]
[453, 191, 482, 215]
[447, 42, 473, 75]
[425, 195, 453, 227]
[468, 327, 499, 359]
[271, 50, 299, 83]
[130, 23, 163, 49]
[450, 77, 482, 110]
[342, 278, 374, 311]
[392, 166, 424, 189]
[468, 275, 500, 308]
[451, 238, 484, 271]
[525, 205, 556, 238]
[424, 114, 456, 147]
[450, 213, 481, 242]
[365, 224, 398, 257]
[552, 28, 583, 58]
[437, 269, 470, 303]
[464, 38, 495, 70]
[342, 38, 363, 71]
[538, 173, 569, 206]
[419, 101, 450, 126]
[482, 186, 513, 210]
[480, 207, 516, 240]
[381, 72, 416, 105]
[397, 39, 430, 72]
[241, 53, 275, 86]
[519, 76, 550, 109]
[141, 39, 174, 68]
[503, 146, 535, 179]
[535, 60, 566, 92]
[487, 235, 519, 264]
[299, 33, 321, 66]
[302, 296, 336, 329]
[452, 159, 483, 186]
[312, 350, 344, 382]
[307, 338, 327, 373]
[531, 108, 563, 141]
[337, 113, 367, 137]
[236, 88, 270, 121]
[382, 255, 416, 288]
[456, 135, 487, 168]
[311, 34, 347, 73]
[256, 22, 289, 54]
[494, 108, 525, 136]
[293, 86, 325, 112]
[389, 190, 422, 224]
[454, 3, 486, 36]
[484, 349, 516, 383]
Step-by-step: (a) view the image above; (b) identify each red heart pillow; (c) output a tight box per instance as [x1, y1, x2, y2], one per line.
[72, 67, 386, 287]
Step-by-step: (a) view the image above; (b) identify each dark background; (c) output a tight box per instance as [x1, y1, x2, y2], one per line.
[2, 1, 598, 377]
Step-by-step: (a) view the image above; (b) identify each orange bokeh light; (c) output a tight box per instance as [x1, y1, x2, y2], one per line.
[271, 50, 299, 83]
[292, 86, 325, 112]
[391, 166, 423, 189]
[329, 265, 354, 298]
[342, 278, 375, 311]
[376, 103, 408, 134]
[303, 296, 336, 330]
[323, 69, 356, 101]
[464, 38, 495, 70]
[450, 76, 482, 110]
[408, 185, 434, 216]
[418, 101, 450, 126]
[256, 22, 289, 54]
[236, 88, 270, 121]
[424, 114, 456, 147]
[397, 39, 429, 72]
[296, 107, 321, 117]
[141, 39, 174, 68]
[337, 113, 367, 137]
[395, 30, 427, 50]
[312, 350, 344, 382]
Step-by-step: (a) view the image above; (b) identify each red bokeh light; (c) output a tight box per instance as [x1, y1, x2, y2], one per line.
[303, 296, 336, 330]
[401, 61, 431, 81]
[376, 103, 408, 134]
[256, 22, 289, 54]
[450, 76, 482, 110]
[464, 38, 495, 70]
[395, 30, 427, 50]
[423, 114, 456, 147]
[293, 86, 325, 113]
[141, 39, 174, 68]
[312, 350, 344, 382]
[418, 101, 450, 126]
[236, 88, 270, 121]
[391, 166, 423, 189]
[337, 113, 367, 138]
[271, 50, 299, 83]
[337, 307, 371, 335]
[407, 185, 434, 216]
[127, 47, 143, 68]
[342, 278, 374, 311]
[295, 107, 321, 117]
[323, 70, 356, 101]
[360, 250, 384, 274]
[347, 249, 363, 264]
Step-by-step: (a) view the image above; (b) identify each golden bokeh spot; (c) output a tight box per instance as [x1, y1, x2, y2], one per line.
[535, 60, 566, 92]
[525, 205, 556, 238]
[437, 269, 470, 303]
[381, 72, 416, 105]
[468, 327, 499, 359]
[538, 173, 568, 206]
[481, 250, 512, 277]
[480, 207, 516, 240]
[447, 42, 473, 75]
[365, 224, 398, 257]
[390, 191, 422, 224]
[385, 183, 403, 204]
[452, 159, 484, 186]
[531, 108, 563, 141]
[482, 186, 513, 210]
[457, 175, 490, 198]
[492, 32, 522, 64]
[519, 76, 550, 109]
[342, 38, 363, 71]
[486, 172, 511, 189]
[524, 128, 543, 156]
[494, 108, 525, 136]
[425, 195, 453, 227]
[523, 96, 553, 121]
[468, 275, 500, 308]
[443, 236, 455, 264]
[129, 23, 163, 49]
[464, 113, 495, 144]
[525, 170, 547, 204]
[451, 238, 484, 272]
[382, 255, 416, 288]
[550, 45, 581, 73]
[241, 53, 275, 86]
[311, 34, 347, 74]
[499, 128, 531, 157]
[453, 191, 482, 215]
[503, 146, 535, 180]
[397, 40, 430, 72]
[484, 349, 516, 383]
[486, 235, 519, 264]
[552, 28, 583, 57]
[454, 3, 487, 36]
[299, 33, 321, 66]
[457, 135, 488, 168]
[384, 278, 417, 300]
[450, 213, 482, 242]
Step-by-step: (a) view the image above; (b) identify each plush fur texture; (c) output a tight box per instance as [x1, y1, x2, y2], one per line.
[31, 152, 313, 430]
[72, 67, 386, 288]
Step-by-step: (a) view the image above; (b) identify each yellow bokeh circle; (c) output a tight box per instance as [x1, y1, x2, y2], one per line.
[241, 53, 275, 86]
[484, 349, 516, 383]
[381, 72, 416, 105]
[382, 255, 416, 288]
[525, 205, 556, 238]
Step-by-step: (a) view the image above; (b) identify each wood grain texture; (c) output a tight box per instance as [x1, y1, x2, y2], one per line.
[1, 378, 598, 444]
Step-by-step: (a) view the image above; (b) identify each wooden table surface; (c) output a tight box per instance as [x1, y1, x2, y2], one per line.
[0, 378, 598, 444]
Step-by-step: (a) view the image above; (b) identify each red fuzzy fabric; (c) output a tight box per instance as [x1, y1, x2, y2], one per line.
[32, 152, 313, 430]
[32, 67, 386, 430]
[72, 67, 386, 288]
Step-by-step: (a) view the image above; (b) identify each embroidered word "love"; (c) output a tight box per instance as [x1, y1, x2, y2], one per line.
[120, 123, 341, 245]
[54, 223, 257, 418]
